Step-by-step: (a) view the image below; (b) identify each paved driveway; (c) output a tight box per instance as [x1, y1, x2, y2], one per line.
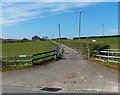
[2, 44, 119, 93]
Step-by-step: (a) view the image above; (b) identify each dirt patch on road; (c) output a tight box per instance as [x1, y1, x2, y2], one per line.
[64, 72, 80, 79]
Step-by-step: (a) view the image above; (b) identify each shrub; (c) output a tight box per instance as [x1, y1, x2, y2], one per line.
[88, 42, 110, 57]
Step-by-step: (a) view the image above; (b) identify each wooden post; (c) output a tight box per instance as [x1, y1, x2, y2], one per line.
[14, 57, 17, 66]
[87, 48, 90, 59]
[32, 60, 34, 65]
[32, 55, 34, 65]
[108, 51, 109, 61]
[88, 47, 90, 59]
[55, 47, 57, 59]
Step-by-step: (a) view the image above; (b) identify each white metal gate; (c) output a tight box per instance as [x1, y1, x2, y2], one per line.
[64, 47, 90, 59]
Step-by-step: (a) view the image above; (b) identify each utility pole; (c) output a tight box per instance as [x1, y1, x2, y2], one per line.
[102, 24, 104, 36]
[77, 11, 84, 40]
[59, 23, 61, 46]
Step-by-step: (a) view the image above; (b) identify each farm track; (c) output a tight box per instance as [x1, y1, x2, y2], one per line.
[2, 44, 119, 93]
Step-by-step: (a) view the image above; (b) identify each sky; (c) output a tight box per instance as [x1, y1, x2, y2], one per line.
[1, 2, 118, 39]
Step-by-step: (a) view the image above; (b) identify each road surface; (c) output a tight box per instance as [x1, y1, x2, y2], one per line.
[2, 44, 119, 93]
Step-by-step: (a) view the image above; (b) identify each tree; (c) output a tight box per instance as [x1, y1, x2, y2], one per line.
[22, 38, 29, 42]
[42, 36, 49, 40]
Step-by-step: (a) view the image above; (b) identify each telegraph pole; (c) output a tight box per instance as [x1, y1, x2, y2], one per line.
[77, 11, 84, 40]
[59, 23, 61, 46]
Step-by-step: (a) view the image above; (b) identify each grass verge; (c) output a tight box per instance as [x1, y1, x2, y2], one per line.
[2, 65, 32, 72]
[91, 59, 120, 71]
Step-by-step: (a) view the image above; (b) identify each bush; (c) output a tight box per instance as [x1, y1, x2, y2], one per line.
[88, 42, 110, 57]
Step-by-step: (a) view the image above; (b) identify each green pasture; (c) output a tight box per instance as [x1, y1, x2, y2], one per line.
[73, 37, 119, 49]
[2, 41, 58, 71]
[56, 37, 119, 49]
[2, 41, 57, 56]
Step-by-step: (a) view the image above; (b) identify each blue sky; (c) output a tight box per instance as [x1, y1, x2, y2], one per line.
[1, 2, 118, 39]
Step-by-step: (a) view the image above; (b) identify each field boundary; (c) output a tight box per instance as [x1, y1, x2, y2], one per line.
[1, 46, 64, 68]
[93, 49, 120, 64]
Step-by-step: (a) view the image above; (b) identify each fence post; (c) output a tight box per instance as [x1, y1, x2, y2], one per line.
[14, 57, 17, 66]
[88, 47, 90, 59]
[56, 46, 60, 59]
[31, 55, 34, 65]
[54, 47, 57, 59]
[55, 46, 63, 59]
[108, 51, 109, 61]
[32, 60, 33, 65]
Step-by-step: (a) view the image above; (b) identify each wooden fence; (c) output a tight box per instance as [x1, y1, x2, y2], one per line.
[1, 46, 64, 67]
[93, 49, 120, 63]
[32, 50, 57, 64]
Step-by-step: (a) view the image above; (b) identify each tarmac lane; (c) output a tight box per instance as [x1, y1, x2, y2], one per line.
[2, 44, 119, 93]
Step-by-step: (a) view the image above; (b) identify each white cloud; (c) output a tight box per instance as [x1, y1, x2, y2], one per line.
[1, 2, 97, 25]
[3, 19, 27, 25]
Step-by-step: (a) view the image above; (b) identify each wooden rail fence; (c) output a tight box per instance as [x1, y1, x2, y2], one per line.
[93, 49, 120, 63]
[32, 50, 57, 64]
[1, 46, 64, 67]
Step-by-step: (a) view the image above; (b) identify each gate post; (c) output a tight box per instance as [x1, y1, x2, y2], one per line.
[56, 46, 64, 59]
[55, 47, 58, 59]
[88, 47, 90, 59]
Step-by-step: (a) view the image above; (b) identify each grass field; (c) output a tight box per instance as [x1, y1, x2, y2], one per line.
[2, 41, 57, 56]
[61, 37, 119, 49]
[74, 37, 119, 49]
[2, 41, 58, 71]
